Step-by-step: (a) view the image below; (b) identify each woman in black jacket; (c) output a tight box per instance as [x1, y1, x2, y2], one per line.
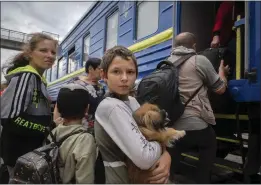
[0, 33, 58, 178]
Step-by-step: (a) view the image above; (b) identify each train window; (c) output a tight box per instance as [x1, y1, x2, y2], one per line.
[51, 59, 58, 81]
[83, 34, 91, 65]
[136, 1, 159, 40]
[46, 68, 51, 82]
[58, 57, 66, 78]
[106, 11, 119, 50]
[68, 48, 77, 73]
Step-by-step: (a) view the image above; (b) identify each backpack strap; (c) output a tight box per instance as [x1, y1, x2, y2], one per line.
[173, 53, 196, 68]
[184, 84, 204, 107]
[56, 129, 87, 147]
[48, 128, 56, 143]
[47, 127, 87, 147]
[157, 53, 195, 69]
[156, 60, 173, 69]
[169, 53, 200, 106]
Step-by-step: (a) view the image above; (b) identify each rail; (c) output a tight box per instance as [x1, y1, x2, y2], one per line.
[1, 28, 30, 43]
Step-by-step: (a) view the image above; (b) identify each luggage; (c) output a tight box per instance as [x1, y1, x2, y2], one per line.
[10, 129, 86, 184]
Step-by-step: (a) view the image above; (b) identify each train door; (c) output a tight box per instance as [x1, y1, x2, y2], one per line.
[171, 1, 260, 183]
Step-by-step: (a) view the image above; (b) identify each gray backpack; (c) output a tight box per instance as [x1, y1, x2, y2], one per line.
[10, 129, 86, 184]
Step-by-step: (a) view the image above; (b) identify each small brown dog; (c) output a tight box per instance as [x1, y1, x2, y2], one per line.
[133, 103, 186, 146]
[126, 103, 186, 183]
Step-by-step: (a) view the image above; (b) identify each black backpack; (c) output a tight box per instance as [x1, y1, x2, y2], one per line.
[136, 53, 202, 126]
[0, 163, 9, 184]
[10, 129, 86, 184]
[198, 47, 228, 71]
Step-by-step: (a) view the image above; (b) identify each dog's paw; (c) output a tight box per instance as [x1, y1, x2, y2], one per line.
[169, 130, 186, 145]
[166, 130, 186, 148]
[173, 130, 186, 140]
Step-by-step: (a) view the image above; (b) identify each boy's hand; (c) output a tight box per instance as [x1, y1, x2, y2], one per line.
[147, 150, 171, 184]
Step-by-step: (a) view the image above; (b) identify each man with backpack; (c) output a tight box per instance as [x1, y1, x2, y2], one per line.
[166, 32, 229, 183]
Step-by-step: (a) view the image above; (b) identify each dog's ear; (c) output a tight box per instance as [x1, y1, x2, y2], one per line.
[160, 109, 170, 126]
[152, 120, 164, 131]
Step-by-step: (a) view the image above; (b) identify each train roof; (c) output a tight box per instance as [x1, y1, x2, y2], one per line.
[59, 1, 99, 46]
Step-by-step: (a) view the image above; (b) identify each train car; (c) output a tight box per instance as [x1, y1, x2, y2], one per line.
[46, 1, 260, 181]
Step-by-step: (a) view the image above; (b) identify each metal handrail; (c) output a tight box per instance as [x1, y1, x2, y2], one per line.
[1, 28, 29, 43]
[1, 28, 60, 43]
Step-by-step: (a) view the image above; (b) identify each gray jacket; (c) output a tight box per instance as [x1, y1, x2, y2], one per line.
[48, 124, 96, 184]
[168, 46, 225, 130]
